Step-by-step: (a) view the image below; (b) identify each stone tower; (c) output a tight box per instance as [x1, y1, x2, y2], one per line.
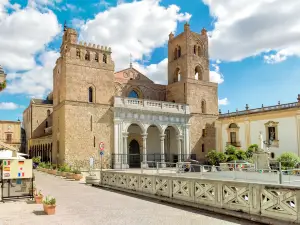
[52, 26, 115, 167]
[166, 23, 218, 160]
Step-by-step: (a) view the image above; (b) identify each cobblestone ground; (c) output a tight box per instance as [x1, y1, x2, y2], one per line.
[0, 171, 262, 225]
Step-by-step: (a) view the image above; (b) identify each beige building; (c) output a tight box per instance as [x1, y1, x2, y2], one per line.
[216, 96, 300, 159]
[23, 23, 218, 168]
[0, 120, 22, 150]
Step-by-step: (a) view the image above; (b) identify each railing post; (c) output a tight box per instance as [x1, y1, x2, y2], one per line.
[200, 165, 203, 176]
[156, 162, 159, 174]
[279, 162, 282, 184]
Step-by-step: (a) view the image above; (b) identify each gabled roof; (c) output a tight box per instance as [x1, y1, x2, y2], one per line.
[114, 66, 154, 84]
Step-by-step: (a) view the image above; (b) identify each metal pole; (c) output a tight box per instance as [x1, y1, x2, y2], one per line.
[100, 155, 103, 185]
[279, 162, 282, 184]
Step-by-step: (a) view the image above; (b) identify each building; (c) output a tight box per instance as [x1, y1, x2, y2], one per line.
[0, 120, 22, 150]
[0, 65, 6, 92]
[216, 96, 300, 159]
[23, 23, 218, 168]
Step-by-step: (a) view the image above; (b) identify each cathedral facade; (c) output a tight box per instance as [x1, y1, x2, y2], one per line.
[23, 23, 219, 168]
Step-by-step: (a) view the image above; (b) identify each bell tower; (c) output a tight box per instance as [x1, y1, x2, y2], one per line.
[166, 23, 218, 161]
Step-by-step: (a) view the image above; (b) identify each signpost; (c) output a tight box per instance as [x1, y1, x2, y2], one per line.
[99, 142, 104, 184]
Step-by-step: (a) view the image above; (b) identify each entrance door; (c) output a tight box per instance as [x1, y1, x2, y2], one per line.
[128, 140, 141, 168]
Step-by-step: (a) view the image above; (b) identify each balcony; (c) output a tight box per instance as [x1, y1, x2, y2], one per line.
[114, 97, 190, 115]
[44, 126, 52, 135]
[226, 142, 241, 147]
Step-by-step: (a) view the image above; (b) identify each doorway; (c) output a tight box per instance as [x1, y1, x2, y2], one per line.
[128, 139, 141, 168]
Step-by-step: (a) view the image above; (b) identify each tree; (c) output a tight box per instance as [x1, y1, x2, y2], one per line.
[236, 149, 247, 160]
[246, 144, 258, 158]
[206, 150, 227, 166]
[225, 145, 237, 155]
[277, 152, 300, 169]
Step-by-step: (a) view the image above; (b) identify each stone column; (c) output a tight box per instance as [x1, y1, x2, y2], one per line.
[177, 135, 182, 162]
[142, 133, 148, 168]
[113, 120, 120, 168]
[160, 134, 166, 167]
[184, 124, 191, 157]
[215, 121, 222, 152]
[123, 133, 129, 168]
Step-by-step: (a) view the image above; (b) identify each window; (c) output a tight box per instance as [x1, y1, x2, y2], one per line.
[178, 46, 181, 58]
[174, 48, 177, 60]
[76, 48, 80, 58]
[195, 66, 202, 80]
[174, 68, 181, 82]
[128, 90, 139, 98]
[94, 136, 96, 147]
[194, 45, 197, 54]
[268, 127, 276, 141]
[202, 129, 206, 137]
[202, 144, 205, 152]
[103, 54, 107, 63]
[230, 132, 237, 143]
[85, 51, 90, 61]
[88, 87, 93, 103]
[265, 121, 279, 147]
[47, 109, 50, 117]
[46, 121, 48, 128]
[90, 116, 93, 131]
[6, 134, 12, 143]
[95, 53, 99, 62]
[271, 152, 275, 159]
[201, 100, 206, 113]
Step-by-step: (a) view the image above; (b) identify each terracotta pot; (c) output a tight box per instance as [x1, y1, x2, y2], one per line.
[34, 195, 43, 204]
[73, 174, 82, 181]
[56, 171, 62, 176]
[43, 204, 56, 215]
[66, 173, 74, 179]
[61, 172, 67, 177]
[51, 170, 57, 175]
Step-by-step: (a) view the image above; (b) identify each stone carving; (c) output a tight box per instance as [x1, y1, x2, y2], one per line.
[129, 175, 138, 190]
[223, 185, 249, 206]
[195, 182, 215, 202]
[155, 178, 169, 196]
[173, 180, 189, 197]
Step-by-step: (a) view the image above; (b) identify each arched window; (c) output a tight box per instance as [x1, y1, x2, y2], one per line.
[76, 48, 80, 58]
[194, 45, 197, 54]
[85, 51, 90, 61]
[174, 68, 181, 82]
[103, 54, 107, 63]
[195, 66, 203, 80]
[95, 53, 99, 62]
[45, 121, 48, 128]
[202, 144, 205, 152]
[88, 87, 93, 103]
[229, 123, 238, 128]
[47, 109, 50, 117]
[174, 48, 178, 60]
[201, 100, 206, 113]
[198, 46, 201, 56]
[178, 46, 181, 58]
[128, 90, 139, 98]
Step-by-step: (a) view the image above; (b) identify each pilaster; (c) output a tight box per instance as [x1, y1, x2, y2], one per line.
[215, 120, 222, 152]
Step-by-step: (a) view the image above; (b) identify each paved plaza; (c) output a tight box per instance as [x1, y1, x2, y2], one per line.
[0, 171, 262, 225]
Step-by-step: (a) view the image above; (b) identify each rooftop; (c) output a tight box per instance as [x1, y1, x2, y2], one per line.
[31, 99, 53, 105]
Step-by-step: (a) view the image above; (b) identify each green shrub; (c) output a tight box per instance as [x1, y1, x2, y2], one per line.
[43, 196, 56, 205]
[278, 152, 300, 169]
[206, 150, 227, 166]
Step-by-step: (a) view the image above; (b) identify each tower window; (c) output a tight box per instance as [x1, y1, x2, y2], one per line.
[174, 68, 181, 82]
[103, 54, 107, 63]
[201, 100, 206, 113]
[95, 53, 99, 62]
[47, 109, 50, 117]
[202, 144, 205, 152]
[174, 48, 177, 60]
[88, 87, 93, 103]
[198, 46, 201, 56]
[85, 51, 90, 61]
[195, 66, 203, 80]
[128, 90, 139, 98]
[202, 129, 206, 137]
[76, 48, 80, 58]
[178, 46, 181, 58]
[46, 121, 48, 128]
[90, 115, 93, 131]
[194, 45, 197, 55]
[94, 136, 96, 147]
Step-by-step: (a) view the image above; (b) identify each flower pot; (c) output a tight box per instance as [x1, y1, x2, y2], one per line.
[51, 170, 57, 175]
[43, 204, 56, 215]
[73, 174, 82, 181]
[66, 173, 74, 179]
[34, 195, 43, 204]
[56, 171, 62, 176]
[61, 172, 67, 177]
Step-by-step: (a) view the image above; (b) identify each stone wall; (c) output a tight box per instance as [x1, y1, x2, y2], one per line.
[31, 104, 53, 138]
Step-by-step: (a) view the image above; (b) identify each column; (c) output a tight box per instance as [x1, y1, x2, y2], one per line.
[114, 120, 120, 168]
[215, 121, 222, 152]
[160, 134, 166, 166]
[184, 124, 191, 157]
[177, 135, 182, 162]
[142, 133, 148, 168]
[244, 120, 250, 148]
[123, 133, 128, 168]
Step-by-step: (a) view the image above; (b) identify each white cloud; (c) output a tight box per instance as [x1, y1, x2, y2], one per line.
[209, 63, 224, 84]
[6, 51, 59, 98]
[218, 98, 229, 106]
[203, 0, 300, 63]
[0, 2, 60, 71]
[0, 102, 23, 110]
[79, 0, 191, 72]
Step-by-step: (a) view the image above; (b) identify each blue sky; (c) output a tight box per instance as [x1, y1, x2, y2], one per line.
[0, 0, 300, 121]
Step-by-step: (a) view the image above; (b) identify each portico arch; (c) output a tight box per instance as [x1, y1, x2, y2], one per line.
[164, 125, 182, 163]
[146, 124, 161, 162]
[127, 123, 144, 168]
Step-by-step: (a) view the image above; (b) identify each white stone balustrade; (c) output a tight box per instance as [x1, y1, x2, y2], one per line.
[100, 170, 300, 225]
[114, 97, 190, 115]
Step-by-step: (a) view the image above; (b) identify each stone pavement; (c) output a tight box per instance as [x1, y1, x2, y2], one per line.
[0, 171, 262, 225]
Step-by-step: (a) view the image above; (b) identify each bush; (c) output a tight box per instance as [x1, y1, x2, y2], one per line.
[236, 149, 247, 160]
[278, 152, 300, 169]
[206, 150, 227, 166]
[246, 144, 258, 158]
[225, 145, 237, 155]
[32, 157, 41, 164]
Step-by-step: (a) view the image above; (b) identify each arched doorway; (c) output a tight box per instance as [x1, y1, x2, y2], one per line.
[128, 139, 140, 168]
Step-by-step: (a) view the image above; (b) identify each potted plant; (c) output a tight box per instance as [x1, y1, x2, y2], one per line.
[43, 196, 56, 215]
[32, 157, 41, 169]
[34, 190, 43, 204]
[59, 164, 68, 178]
[38, 162, 46, 172]
[66, 166, 74, 180]
[72, 169, 82, 181]
[56, 165, 62, 176]
[50, 164, 57, 175]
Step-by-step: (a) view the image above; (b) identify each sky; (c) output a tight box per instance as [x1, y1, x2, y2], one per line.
[0, 0, 300, 121]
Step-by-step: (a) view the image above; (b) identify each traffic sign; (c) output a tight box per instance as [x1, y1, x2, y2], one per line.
[99, 142, 105, 151]
[100, 151, 104, 156]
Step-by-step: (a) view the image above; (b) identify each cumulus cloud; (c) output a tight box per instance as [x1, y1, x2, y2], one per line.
[0, 102, 24, 110]
[0, 2, 60, 71]
[209, 63, 224, 84]
[203, 0, 300, 63]
[6, 51, 59, 98]
[79, 0, 191, 73]
[218, 98, 229, 106]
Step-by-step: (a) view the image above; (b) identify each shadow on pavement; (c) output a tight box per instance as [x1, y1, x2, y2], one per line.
[32, 210, 47, 216]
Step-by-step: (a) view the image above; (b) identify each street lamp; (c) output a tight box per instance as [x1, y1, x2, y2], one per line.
[263, 138, 273, 152]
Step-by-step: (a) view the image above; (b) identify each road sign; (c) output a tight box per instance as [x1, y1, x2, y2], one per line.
[100, 151, 104, 156]
[99, 142, 104, 151]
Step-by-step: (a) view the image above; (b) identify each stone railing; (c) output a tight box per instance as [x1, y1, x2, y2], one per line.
[220, 102, 300, 118]
[114, 97, 190, 115]
[100, 170, 300, 224]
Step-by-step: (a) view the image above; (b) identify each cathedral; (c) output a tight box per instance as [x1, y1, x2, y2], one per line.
[22, 23, 219, 168]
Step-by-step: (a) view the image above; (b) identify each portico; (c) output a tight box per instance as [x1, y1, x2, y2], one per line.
[113, 97, 191, 169]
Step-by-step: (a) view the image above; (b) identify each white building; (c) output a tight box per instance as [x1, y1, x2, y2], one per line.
[216, 95, 300, 159]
